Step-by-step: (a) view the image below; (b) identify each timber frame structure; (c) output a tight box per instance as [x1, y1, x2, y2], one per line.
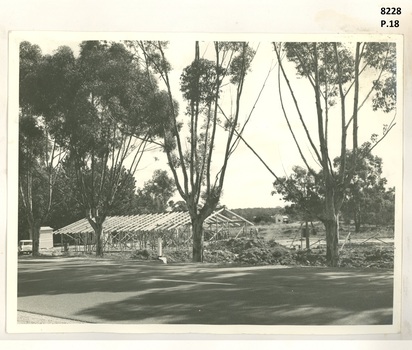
[54, 208, 256, 253]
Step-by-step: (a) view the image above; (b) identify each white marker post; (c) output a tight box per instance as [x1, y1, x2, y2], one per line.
[157, 237, 167, 264]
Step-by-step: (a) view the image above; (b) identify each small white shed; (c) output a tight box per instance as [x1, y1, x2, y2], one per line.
[274, 214, 289, 224]
[39, 226, 54, 250]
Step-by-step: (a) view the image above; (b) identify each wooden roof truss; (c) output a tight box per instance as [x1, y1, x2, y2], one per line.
[54, 208, 255, 250]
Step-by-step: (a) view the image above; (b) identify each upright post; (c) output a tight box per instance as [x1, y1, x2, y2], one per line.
[158, 237, 163, 257]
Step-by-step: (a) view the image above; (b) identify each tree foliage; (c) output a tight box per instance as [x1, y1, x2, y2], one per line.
[336, 150, 394, 231]
[135, 169, 176, 213]
[273, 152, 395, 232]
[19, 42, 67, 254]
[19, 40, 164, 256]
[231, 207, 285, 224]
[273, 166, 324, 222]
[272, 41, 397, 266]
[129, 40, 257, 262]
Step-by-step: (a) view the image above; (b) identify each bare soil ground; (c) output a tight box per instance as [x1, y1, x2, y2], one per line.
[29, 223, 394, 268]
[29, 224, 394, 269]
[256, 222, 394, 243]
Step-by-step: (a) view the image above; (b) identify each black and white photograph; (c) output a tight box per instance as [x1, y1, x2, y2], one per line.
[1, 1, 412, 349]
[7, 33, 403, 333]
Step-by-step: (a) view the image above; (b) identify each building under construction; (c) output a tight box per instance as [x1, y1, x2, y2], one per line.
[53, 208, 256, 253]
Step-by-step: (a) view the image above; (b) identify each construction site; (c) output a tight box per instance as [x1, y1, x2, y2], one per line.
[53, 208, 257, 254]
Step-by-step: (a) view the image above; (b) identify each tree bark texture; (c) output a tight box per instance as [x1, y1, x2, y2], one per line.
[29, 224, 40, 256]
[95, 224, 104, 257]
[87, 215, 105, 257]
[324, 184, 340, 267]
[325, 216, 339, 267]
[191, 217, 204, 263]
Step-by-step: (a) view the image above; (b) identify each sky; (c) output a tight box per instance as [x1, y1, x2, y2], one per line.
[19, 34, 402, 210]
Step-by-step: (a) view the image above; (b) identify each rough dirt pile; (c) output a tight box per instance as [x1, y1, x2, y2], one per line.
[130, 237, 394, 268]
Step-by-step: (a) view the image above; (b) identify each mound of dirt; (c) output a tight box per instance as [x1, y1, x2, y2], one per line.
[129, 237, 394, 268]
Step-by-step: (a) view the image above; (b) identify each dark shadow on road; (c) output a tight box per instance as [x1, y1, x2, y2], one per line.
[17, 259, 394, 325]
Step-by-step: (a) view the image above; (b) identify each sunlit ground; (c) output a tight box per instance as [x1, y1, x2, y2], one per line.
[17, 258, 393, 325]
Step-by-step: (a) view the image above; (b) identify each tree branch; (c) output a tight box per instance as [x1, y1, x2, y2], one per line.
[276, 61, 317, 177]
[273, 43, 323, 165]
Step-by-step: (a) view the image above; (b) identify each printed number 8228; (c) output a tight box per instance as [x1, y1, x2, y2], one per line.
[381, 7, 401, 15]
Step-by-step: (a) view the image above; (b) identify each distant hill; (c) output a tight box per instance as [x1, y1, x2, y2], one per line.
[230, 207, 285, 223]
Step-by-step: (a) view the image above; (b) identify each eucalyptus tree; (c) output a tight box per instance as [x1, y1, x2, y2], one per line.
[336, 150, 392, 232]
[272, 165, 325, 249]
[273, 166, 324, 221]
[128, 41, 258, 262]
[273, 151, 393, 238]
[135, 169, 176, 213]
[23, 40, 162, 256]
[19, 41, 67, 255]
[272, 42, 396, 266]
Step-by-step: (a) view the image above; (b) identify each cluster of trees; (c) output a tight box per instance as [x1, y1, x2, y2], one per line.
[134, 169, 176, 214]
[273, 150, 395, 232]
[19, 40, 257, 260]
[18, 166, 176, 241]
[19, 39, 397, 266]
[231, 207, 285, 224]
[19, 41, 178, 254]
[339, 152, 395, 230]
[269, 42, 396, 265]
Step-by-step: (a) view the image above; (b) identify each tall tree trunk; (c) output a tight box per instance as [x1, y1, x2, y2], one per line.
[324, 184, 340, 267]
[324, 216, 339, 267]
[191, 217, 204, 263]
[32, 228, 40, 255]
[25, 212, 40, 256]
[87, 215, 105, 257]
[95, 223, 104, 257]
[30, 224, 41, 256]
